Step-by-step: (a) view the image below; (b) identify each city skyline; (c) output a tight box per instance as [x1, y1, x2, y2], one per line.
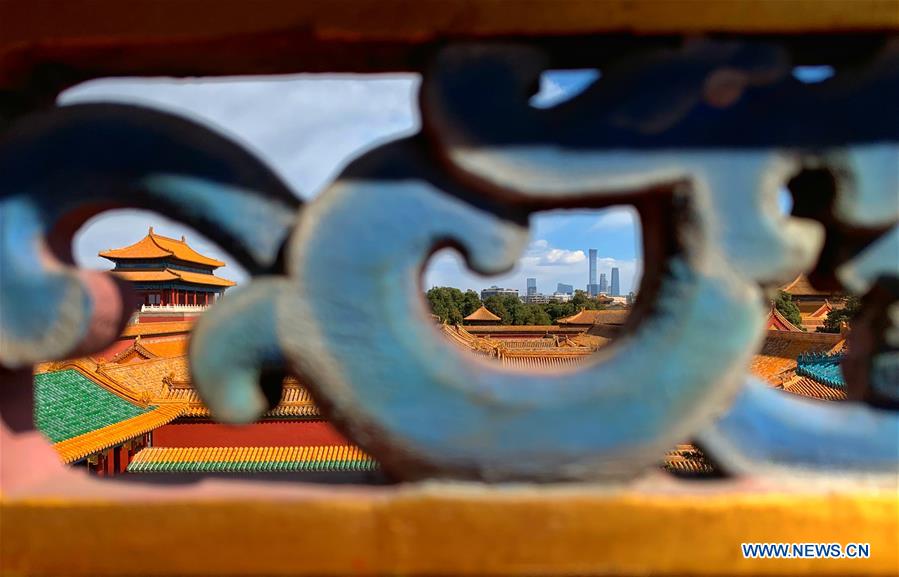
[63, 74, 642, 295]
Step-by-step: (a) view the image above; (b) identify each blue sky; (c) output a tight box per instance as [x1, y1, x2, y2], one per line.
[62, 71, 642, 295]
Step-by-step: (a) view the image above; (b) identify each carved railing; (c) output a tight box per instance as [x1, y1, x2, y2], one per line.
[140, 304, 211, 313]
[1, 1, 897, 575]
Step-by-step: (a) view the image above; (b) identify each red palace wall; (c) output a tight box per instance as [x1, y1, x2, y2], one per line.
[151, 420, 350, 447]
[138, 315, 186, 323]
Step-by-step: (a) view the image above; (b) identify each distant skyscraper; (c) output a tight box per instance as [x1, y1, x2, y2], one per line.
[599, 273, 608, 294]
[526, 277, 537, 297]
[587, 248, 598, 296]
[557, 283, 574, 295]
[611, 267, 620, 296]
[480, 285, 519, 300]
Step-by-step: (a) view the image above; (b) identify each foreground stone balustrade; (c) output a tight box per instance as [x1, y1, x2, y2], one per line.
[0, 1, 897, 575]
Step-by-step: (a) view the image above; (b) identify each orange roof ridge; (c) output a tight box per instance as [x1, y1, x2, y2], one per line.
[99, 228, 226, 268]
[108, 339, 159, 364]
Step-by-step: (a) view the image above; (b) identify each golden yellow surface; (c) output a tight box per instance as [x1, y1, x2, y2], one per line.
[2, 481, 896, 576]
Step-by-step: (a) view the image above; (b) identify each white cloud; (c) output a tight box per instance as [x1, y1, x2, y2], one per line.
[590, 206, 638, 231]
[60, 75, 420, 198]
[521, 239, 586, 266]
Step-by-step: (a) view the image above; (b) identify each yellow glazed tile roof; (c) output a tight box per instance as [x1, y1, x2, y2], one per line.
[53, 404, 187, 464]
[779, 273, 833, 297]
[111, 269, 180, 282]
[111, 267, 236, 287]
[463, 305, 501, 322]
[558, 309, 630, 325]
[127, 445, 377, 473]
[780, 376, 848, 402]
[120, 321, 195, 338]
[165, 379, 321, 418]
[171, 268, 236, 287]
[141, 337, 189, 358]
[99, 228, 225, 267]
[751, 331, 844, 384]
[101, 355, 191, 399]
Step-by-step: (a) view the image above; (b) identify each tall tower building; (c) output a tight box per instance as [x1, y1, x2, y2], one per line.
[599, 273, 608, 294]
[587, 248, 599, 296]
[526, 277, 537, 297]
[611, 267, 620, 296]
[99, 227, 235, 307]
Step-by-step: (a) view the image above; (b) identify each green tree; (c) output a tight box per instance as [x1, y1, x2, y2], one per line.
[819, 296, 861, 333]
[543, 301, 577, 323]
[427, 286, 466, 324]
[774, 291, 803, 329]
[461, 290, 482, 317]
[483, 295, 511, 324]
[529, 305, 552, 325]
[571, 290, 591, 309]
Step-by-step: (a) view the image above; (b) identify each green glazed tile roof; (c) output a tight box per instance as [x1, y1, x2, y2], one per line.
[34, 369, 148, 443]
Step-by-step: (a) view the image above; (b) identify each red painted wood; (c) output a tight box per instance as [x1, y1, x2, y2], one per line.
[151, 420, 350, 447]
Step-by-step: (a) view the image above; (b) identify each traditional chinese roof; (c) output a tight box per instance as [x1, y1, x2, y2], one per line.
[799, 300, 839, 330]
[464, 305, 501, 322]
[99, 228, 225, 267]
[779, 274, 832, 297]
[765, 307, 802, 332]
[101, 355, 191, 399]
[442, 324, 597, 368]
[663, 444, 716, 476]
[464, 325, 583, 335]
[34, 369, 149, 443]
[53, 404, 187, 464]
[120, 321, 195, 338]
[163, 377, 320, 418]
[796, 351, 846, 388]
[141, 338, 189, 358]
[112, 268, 236, 287]
[780, 376, 847, 401]
[750, 330, 844, 385]
[499, 351, 592, 369]
[127, 445, 377, 473]
[108, 337, 158, 364]
[557, 309, 629, 325]
[562, 333, 611, 349]
[36, 354, 324, 463]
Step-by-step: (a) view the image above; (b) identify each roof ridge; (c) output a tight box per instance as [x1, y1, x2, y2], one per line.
[146, 229, 177, 257]
[769, 306, 802, 332]
[48, 360, 149, 407]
